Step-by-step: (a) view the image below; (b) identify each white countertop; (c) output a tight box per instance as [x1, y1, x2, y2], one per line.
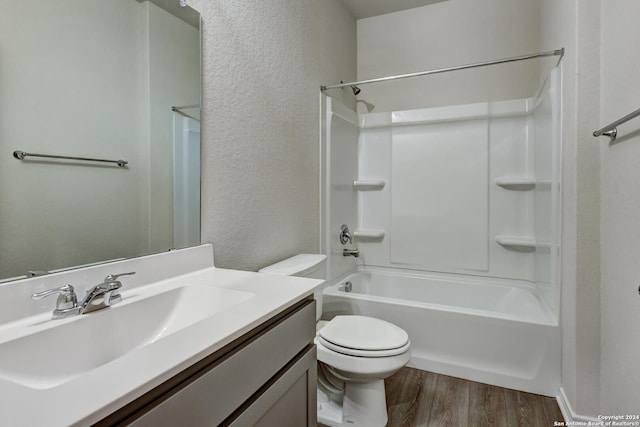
[0, 262, 322, 426]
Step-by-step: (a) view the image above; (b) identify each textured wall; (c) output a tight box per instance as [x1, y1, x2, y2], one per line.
[600, 0, 640, 414]
[187, 0, 356, 270]
[540, 0, 602, 417]
[356, 0, 541, 113]
[549, 0, 640, 415]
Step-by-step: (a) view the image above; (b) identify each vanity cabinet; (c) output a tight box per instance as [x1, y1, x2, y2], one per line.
[97, 298, 317, 427]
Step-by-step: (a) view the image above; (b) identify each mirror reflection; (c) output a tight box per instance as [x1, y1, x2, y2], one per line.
[0, 0, 201, 282]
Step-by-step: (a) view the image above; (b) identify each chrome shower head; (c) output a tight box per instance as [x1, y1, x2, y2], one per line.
[340, 81, 361, 96]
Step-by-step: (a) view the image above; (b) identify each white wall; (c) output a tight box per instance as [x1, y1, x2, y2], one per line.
[187, 0, 357, 271]
[599, 0, 640, 414]
[356, 0, 541, 113]
[537, 0, 640, 419]
[540, 0, 603, 418]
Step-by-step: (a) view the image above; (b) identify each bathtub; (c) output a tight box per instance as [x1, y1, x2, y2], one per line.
[321, 267, 560, 396]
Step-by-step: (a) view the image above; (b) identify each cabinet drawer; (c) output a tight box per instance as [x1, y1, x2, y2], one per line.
[128, 299, 315, 427]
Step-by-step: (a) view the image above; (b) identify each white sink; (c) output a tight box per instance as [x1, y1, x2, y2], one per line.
[0, 284, 253, 390]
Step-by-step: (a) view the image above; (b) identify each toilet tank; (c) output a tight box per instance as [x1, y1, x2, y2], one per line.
[258, 254, 327, 279]
[259, 254, 327, 320]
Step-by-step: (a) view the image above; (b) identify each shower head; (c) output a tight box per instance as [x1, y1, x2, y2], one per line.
[340, 81, 361, 96]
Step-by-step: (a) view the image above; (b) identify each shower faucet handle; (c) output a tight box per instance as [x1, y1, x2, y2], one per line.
[340, 224, 353, 245]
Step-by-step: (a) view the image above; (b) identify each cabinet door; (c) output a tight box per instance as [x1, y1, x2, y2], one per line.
[254, 376, 307, 427]
[228, 346, 317, 427]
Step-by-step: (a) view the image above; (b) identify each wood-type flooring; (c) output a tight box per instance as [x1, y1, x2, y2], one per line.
[321, 367, 564, 427]
[385, 368, 564, 427]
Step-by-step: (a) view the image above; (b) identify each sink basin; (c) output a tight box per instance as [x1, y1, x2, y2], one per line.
[0, 284, 253, 390]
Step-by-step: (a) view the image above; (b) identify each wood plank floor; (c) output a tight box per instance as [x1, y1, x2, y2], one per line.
[321, 367, 565, 427]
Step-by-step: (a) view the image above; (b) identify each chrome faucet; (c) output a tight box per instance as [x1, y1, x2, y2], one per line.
[339, 224, 352, 245]
[31, 284, 79, 319]
[343, 248, 359, 258]
[340, 225, 359, 257]
[31, 272, 135, 319]
[80, 272, 135, 314]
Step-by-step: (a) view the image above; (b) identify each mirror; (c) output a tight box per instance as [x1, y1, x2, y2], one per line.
[0, 0, 201, 282]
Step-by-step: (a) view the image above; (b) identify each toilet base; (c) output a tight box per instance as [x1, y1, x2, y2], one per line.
[343, 380, 388, 426]
[317, 388, 343, 427]
[317, 379, 388, 427]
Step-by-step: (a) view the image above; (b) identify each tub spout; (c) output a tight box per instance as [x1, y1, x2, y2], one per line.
[343, 249, 359, 258]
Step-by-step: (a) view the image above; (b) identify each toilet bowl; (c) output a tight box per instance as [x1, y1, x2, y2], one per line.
[259, 254, 411, 427]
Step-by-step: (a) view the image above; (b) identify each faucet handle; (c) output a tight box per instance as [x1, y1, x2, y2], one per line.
[340, 224, 353, 245]
[31, 284, 78, 310]
[105, 271, 136, 282]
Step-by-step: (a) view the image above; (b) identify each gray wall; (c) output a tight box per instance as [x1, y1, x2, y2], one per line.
[540, 0, 602, 417]
[188, 0, 357, 270]
[599, 0, 640, 414]
[356, 0, 541, 113]
[542, 0, 640, 417]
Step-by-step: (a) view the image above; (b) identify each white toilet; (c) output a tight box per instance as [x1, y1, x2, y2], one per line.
[259, 254, 411, 427]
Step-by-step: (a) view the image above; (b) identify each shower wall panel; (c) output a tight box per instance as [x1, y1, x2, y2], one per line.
[390, 119, 489, 271]
[322, 72, 560, 314]
[322, 97, 359, 281]
[533, 68, 562, 317]
[358, 100, 538, 281]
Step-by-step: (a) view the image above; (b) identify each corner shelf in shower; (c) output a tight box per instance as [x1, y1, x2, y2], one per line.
[353, 180, 386, 191]
[353, 229, 386, 240]
[495, 177, 536, 190]
[496, 235, 535, 248]
[496, 235, 552, 249]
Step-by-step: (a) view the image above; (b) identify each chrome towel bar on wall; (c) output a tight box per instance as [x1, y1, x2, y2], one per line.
[593, 107, 640, 141]
[13, 150, 128, 167]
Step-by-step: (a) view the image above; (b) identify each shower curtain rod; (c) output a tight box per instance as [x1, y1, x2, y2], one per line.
[171, 104, 200, 112]
[320, 48, 564, 91]
[171, 104, 201, 121]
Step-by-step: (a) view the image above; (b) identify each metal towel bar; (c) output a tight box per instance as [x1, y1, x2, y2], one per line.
[593, 107, 640, 141]
[13, 150, 128, 167]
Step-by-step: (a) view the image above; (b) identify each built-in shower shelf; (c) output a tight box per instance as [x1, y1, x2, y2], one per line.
[495, 177, 536, 190]
[496, 235, 552, 249]
[353, 229, 385, 240]
[353, 180, 386, 191]
[496, 235, 536, 248]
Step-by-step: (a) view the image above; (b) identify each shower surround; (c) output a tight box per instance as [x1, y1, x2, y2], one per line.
[321, 68, 561, 395]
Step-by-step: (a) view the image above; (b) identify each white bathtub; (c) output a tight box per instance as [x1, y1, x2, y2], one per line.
[322, 267, 560, 396]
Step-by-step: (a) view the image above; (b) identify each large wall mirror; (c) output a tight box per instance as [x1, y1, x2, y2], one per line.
[0, 0, 201, 282]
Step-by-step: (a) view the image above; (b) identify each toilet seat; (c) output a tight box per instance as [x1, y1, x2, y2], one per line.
[318, 315, 410, 357]
[318, 336, 411, 357]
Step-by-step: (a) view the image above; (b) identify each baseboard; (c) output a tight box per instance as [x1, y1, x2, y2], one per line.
[557, 387, 601, 423]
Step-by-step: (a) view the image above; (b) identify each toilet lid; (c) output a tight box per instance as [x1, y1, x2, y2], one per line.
[318, 315, 409, 353]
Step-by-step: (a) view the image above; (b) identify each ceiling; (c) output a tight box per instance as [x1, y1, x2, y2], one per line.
[341, 0, 448, 20]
